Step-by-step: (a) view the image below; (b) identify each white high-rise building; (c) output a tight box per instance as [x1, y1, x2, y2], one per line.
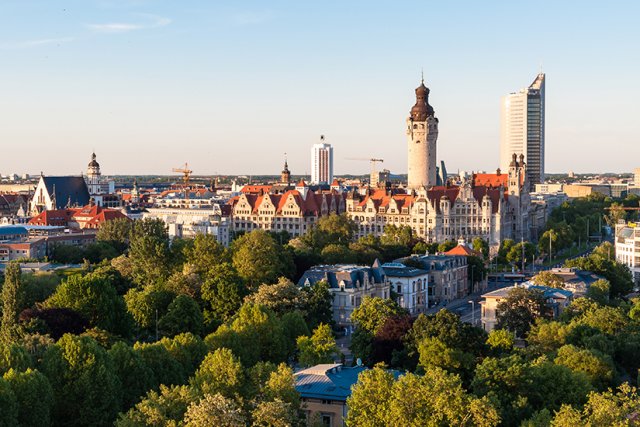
[634, 168, 640, 188]
[311, 137, 333, 185]
[500, 73, 546, 190]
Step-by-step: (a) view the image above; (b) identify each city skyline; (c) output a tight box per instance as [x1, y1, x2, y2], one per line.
[1, 1, 639, 176]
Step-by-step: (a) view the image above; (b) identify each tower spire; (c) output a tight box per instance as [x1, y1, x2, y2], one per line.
[421, 68, 424, 84]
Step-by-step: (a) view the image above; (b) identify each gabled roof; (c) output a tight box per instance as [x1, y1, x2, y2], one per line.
[42, 176, 90, 209]
[445, 244, 481, 257]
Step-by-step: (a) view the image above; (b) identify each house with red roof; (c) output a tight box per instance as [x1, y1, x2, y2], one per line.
[29, 202, 128, 230]
[228, 180, 346, 238]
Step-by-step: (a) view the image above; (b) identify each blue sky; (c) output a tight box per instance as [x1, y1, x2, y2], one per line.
[0, 0, 638, 176]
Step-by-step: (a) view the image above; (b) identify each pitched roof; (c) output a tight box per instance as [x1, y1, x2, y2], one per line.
[445, 244, 480, 257]
[42, 176, 90, 209]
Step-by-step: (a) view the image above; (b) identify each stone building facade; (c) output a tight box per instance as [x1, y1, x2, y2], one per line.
[346, 157, 530, 249]
[407, 78, 438, 190]
[227, 180, 346, 238]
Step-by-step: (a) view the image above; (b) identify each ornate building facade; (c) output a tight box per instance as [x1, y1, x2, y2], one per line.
[346, 154, 531, 249]
[228, 180, 346, 238]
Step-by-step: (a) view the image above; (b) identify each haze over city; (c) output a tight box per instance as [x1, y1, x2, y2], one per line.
[1, 0, 638, 175]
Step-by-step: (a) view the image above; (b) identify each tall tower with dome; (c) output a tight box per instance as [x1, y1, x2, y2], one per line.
[407, 77, 439, 190]
[86, 152, 102, 195]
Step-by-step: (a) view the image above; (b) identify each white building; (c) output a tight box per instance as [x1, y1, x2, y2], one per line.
[634, 168, 640, 188]
[143, 205, 230, 247]
[500, 73, 545, 190]
[311, 137, 333, 185]
[297, 262, 389, 329]
[381, 262, 429, 315]
[84, 153, 119, 208]
[615, 222, 640, 288]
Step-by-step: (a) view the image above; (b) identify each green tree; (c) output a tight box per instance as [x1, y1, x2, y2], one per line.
[605, 202, 626, 227]
[201, 263, 247, 325]
[538, 229, 558, 259]
[585, 279, 610, 304]
[183, 233, 227, 279]
[551, 383, 640, 426]
[96, 217, 132, 252]
[380, 224, 414, 247]
[263, 363, 300, 408]
[554, 344, 615, 388]
[133, 341, 186, 388]
[1, 261, 23, 343]
[108, 342, 154, 410]
[531, 271, 565, 288]
[302, 280, 334, 330]
[158, 295, 204, 337]
[129, 218, 171, 286]
[3, 368, 54, 427]
[251, 400, 297, 427]
[42, 334, 122, 427]
[345, 365, 394, 427]
[205, 304, 287, 367]
[321, 243, 357, 264]
[45, 273, 133, 337]
[496, 287, 549, 337]
[472, 237, 490, 258]
[565, 242, 633, 297]
[297, 323, 338, 367]
[124, 286, 175, 331]
[190, 348, 244, 398]
[388, 368, 500, 427]
[0, 343, 32, 375]
[0, 376, 18, 426]
[437, 240, 457, 253]
[183, 393, 245, 427]
[280, 311, 310, 360]
[315, 213, 357, 246]
[486, 329, 515, 353]
[506, 242, 536, 266]
[351, 297, 406, 335]
[245, 277, 308, 316]
[417, 336, 474, 377]
[232, 230, 294, 288]
[116, 384, 194, 427]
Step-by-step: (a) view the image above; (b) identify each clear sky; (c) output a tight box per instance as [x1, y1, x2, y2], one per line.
[1, 0, 638, 176]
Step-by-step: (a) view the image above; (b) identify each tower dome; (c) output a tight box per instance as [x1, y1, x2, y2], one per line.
[410, 80, 435, 121]
[88, 152, 100, 169]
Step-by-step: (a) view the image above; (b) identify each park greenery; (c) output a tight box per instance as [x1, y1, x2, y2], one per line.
[0, 191, 637, 426]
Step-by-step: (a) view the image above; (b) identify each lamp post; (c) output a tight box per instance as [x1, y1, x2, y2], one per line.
[471, 265, 476, 293]
[468, 300, 476, 326]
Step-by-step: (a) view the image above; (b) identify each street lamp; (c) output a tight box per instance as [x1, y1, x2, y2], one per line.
[468, 300, 476, 326]
[471, 265, 476, 293]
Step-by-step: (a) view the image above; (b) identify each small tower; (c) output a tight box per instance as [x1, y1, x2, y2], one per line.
[131, 178, 140, 204]
[508, 153, 522, 196]
[281, 154, 291, 185]
[86, 152, 102, 195]
[407, 75, 439, 190]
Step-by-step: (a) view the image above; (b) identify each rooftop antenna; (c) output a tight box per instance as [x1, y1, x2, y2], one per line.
[421, 68, 424, 84]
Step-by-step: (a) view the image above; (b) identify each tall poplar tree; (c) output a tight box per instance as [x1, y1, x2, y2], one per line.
[1, 262, 23, 344]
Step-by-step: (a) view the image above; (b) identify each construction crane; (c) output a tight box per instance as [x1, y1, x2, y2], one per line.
[345, 157, 384, 185]
[172, 163, 193, 199]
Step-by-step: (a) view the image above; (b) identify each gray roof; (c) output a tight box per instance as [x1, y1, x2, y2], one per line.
[297, 263, 385, 289]
[483, 283, 573, 300]
[42, 176, 90, 209]
[294, 364, 367, 401]
[381, 262, 429, 278]
[0, 226, 28, 237]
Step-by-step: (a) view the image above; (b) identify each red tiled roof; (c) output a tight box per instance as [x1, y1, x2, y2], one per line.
[445, 245, 481, 257]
